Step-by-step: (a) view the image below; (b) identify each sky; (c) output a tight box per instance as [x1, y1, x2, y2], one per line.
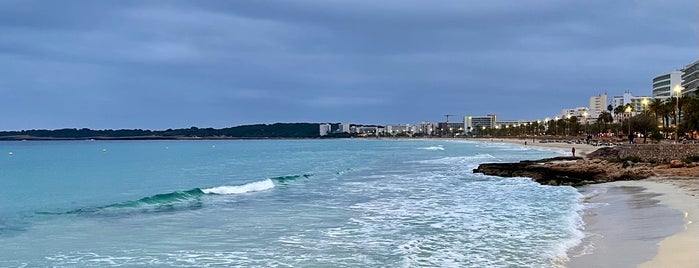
[1, 0, 697, 130]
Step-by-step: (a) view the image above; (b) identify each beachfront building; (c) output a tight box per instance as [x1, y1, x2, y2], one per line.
[386, 124, 412, 135]
[319, 124, 331, 136]
[611, 91, 652, 119]
[415, 122, 436, 136]
[338, 123, 351, 133]
[652, 71, 683, 99]
[589, 94, 607, 119]
[351, 125, 385, 136]
[464, 114, 496, 133]
[681, 60, 699, 95]
[559, 107, 591, 124]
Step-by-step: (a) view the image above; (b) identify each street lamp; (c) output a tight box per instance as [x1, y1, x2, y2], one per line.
[566, 114, 572, 136]
[554, 116, 559, 136]
[641, 98, 649, 114]
[582, 111, 588, 134]
[625, 105, 633, 143]
[673, 85, 683, 142]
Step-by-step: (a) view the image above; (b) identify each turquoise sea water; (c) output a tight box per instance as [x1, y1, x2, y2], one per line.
[0, 139, 582, 267]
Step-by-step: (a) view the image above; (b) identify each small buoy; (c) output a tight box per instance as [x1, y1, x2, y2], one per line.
[102, 149, 107, 152]
[8, 152, 13, 156]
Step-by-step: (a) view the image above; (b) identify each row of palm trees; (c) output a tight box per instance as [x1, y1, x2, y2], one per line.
[594, 93, 699, 141]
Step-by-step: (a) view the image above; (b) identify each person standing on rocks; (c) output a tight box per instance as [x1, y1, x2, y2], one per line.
[572, 147, 576, 157]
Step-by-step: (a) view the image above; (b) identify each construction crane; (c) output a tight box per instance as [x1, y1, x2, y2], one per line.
[444, 114, 455, 124]
[444, 114, 455, 137]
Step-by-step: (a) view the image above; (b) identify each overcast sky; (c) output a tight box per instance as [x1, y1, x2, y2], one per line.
[1, 0, 697, 130]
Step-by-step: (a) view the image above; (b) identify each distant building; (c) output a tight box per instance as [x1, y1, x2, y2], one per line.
[610, 91, 652, 121]
[416, 122, 436, 135]
[589, 94, 607, 119]
[464, 114, 496, 133]
[496, 120, 533, 128]
[560, 107, 591, 123]
[319, 124, 331, 136]
[652, 71, 683, 99]
[681, 60, 699, 95]
[386, 124, 411, 134]
[352, 126, 384, 136]
[338, 123, 351, 133]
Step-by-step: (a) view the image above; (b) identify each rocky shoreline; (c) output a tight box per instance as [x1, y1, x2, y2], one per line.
[473, 146, 696, 186]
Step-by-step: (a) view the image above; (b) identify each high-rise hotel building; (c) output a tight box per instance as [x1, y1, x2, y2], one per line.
[681, 60, 699, 95]
[652, 71, 683, 99]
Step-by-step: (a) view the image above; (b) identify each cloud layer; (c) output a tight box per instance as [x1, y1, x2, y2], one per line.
[1, 0, 696, 129]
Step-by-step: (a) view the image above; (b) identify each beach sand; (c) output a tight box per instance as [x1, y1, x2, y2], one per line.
[568, 180, 699, 267]
[471, 138, 598, 157]
[469, 138, 698, 267]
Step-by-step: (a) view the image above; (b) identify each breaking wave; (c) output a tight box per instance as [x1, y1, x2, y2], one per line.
[417, 145, 444, 151]
[41, 174, 312, 215]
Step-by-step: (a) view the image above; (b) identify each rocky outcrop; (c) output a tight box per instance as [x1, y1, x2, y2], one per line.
[473, 156, 653, 186]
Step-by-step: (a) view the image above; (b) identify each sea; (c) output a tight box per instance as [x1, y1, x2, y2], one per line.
[0, 139, 584, 267]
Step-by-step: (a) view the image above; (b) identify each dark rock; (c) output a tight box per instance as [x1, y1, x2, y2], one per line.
[473, 157, 652, 186]
[587, 147, 620, 159]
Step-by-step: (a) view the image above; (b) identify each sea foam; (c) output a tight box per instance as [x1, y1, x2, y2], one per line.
[202, 179, 275, 195]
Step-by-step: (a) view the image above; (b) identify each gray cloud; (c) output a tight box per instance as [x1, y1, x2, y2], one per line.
[0, 0, 696, 130]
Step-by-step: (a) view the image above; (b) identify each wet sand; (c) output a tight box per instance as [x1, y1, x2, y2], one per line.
[568, 182, 685, 267]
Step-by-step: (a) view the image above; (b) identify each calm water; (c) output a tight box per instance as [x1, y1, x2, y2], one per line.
[0, 139, 582, 267]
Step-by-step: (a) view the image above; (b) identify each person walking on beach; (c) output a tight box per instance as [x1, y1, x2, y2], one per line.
[571, 147, 576, 157]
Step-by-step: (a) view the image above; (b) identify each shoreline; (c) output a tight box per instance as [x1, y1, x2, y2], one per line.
[474, 138, 698, 267]
[470, 137, 598, 157]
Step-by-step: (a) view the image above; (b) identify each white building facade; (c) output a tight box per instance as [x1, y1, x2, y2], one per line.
[652, 71, 683, 99]
[589, 94, 607, 119]
[464, 114, 496, 133]
[319, 124, 331, 136]
[682, 60, 699, 95]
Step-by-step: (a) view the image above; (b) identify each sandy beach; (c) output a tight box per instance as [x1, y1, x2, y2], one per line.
[470, 138, 698, 267]
[471, 138, 599, 157]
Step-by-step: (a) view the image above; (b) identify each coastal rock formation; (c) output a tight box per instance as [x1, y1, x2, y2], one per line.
[473, 156, 653, 186]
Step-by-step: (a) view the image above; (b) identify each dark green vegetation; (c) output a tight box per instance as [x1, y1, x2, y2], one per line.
[0, 123, 320, 140]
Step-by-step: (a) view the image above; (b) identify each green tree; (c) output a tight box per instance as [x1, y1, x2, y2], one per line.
[631, 113, 657, 144]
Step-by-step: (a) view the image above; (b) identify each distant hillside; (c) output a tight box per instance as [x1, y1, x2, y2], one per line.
[0, 123, 321, 140]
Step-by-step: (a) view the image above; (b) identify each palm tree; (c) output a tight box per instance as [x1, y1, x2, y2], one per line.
[613, 105, 626, 123]
[648, 98, 663, 126]
[597, 112, 613, 132]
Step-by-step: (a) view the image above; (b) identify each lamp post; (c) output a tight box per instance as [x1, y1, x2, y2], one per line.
[566, 114, 571, 136]
[625, 105, 632, 143]
[554, 116, 559, 136]
[673, 85, 683, 142]
[582, 111, 588, 135]
[641, 98, 649, 115]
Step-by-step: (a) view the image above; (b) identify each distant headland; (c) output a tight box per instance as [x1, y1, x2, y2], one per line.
[0, 123, 322, 140]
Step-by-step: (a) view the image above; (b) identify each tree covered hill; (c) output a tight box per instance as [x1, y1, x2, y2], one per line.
[0, 123, 321, 140]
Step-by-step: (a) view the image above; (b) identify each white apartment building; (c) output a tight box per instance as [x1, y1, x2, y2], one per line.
[589, 94, 607, 119]
[319, 124, 331, 136]
[338, 123, 351, 133]
[416, 122, 436, 135]
[386, 124, 411, 134]
[652, 71, 683, 99]
[610, 91, 652, 120]
[682, 60, 699, 95]
[559, 107, 591, 123]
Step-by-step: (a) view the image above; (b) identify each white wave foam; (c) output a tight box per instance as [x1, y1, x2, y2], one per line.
[417, 145, 444, 151]
[202, 179, 275, 195]
[414, 154, 495, 165]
